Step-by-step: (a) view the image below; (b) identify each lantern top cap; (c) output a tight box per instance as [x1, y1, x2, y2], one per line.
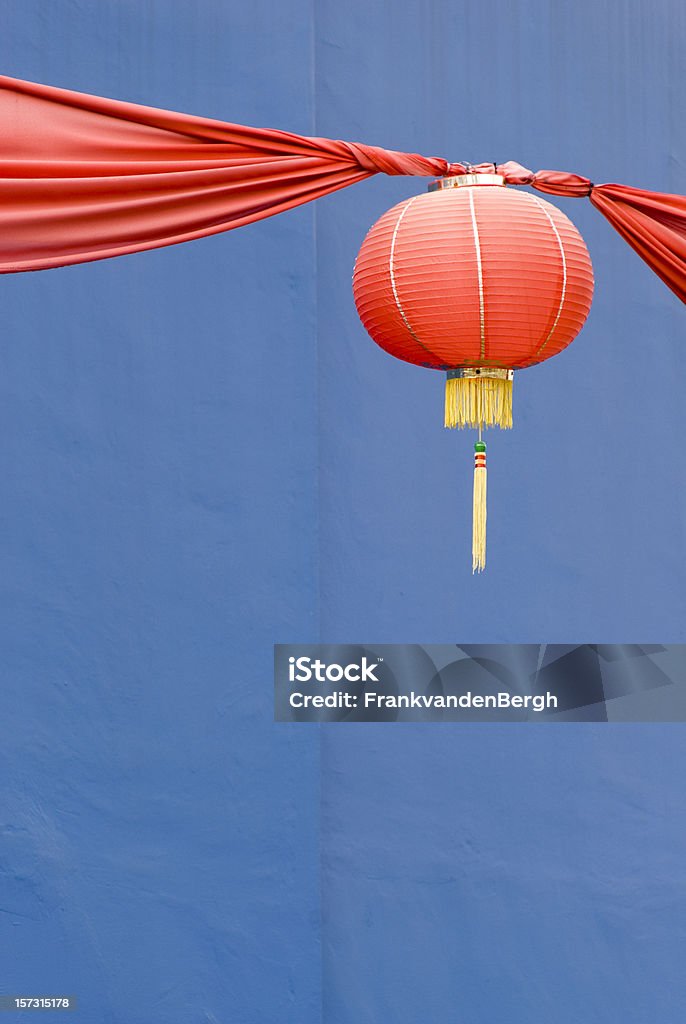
[428, 173, 505, 191]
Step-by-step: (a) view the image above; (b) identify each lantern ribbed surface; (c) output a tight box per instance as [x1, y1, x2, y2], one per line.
[352, 182, 594, 371]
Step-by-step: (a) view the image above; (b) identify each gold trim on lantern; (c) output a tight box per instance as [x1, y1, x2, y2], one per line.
[447, 368, 514, 381]
[444, 369, 514, 429]
[429, 173, 505, 191]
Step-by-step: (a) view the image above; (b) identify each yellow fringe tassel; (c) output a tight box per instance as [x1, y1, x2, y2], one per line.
[445, 374, 513, 429]
[473, 456, 487, 574]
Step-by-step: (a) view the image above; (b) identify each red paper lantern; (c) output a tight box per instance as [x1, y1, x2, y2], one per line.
[352, 172, 594, 570]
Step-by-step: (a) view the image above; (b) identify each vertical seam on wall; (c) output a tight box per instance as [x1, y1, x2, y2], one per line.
[310, 2, 324, 1022]
[310, 0, 320, 651]
[467, 187, 487, 361]
[531, 195, 567, 359]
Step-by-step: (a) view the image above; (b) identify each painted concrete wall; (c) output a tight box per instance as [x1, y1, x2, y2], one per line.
[0, 4, 321, 1022]
[1, 2, 685, 1022]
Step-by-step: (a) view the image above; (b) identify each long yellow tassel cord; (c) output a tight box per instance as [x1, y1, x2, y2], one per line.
[472, 439, 487, 573]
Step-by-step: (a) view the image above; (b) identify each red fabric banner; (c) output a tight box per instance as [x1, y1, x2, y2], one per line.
[0, 74, 463, 272]
[0, 75, 684, 303]
[498, 161, 686, 303]
[589, 185, 686, 304]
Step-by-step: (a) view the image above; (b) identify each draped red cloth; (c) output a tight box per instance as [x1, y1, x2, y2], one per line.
[0, 75, 684, 304]
[499, 161, 686, 303]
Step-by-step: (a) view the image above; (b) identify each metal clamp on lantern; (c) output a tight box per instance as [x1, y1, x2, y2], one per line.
[429, 173, 506, 190]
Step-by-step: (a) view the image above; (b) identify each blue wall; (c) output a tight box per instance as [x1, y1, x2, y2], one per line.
[1, 2, 685, 1022]
[0, 4, 321, 1022]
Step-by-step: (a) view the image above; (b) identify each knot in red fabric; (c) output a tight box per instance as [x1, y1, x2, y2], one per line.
[497, 161, 535, 185]
[344, 141, 450, 178]
[531, 170, 594, 197]
[445, 162, 469, 176]
[498, 162, 592, 196]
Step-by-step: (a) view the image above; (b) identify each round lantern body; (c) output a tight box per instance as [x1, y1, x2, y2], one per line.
[352, 175, 594, 376]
